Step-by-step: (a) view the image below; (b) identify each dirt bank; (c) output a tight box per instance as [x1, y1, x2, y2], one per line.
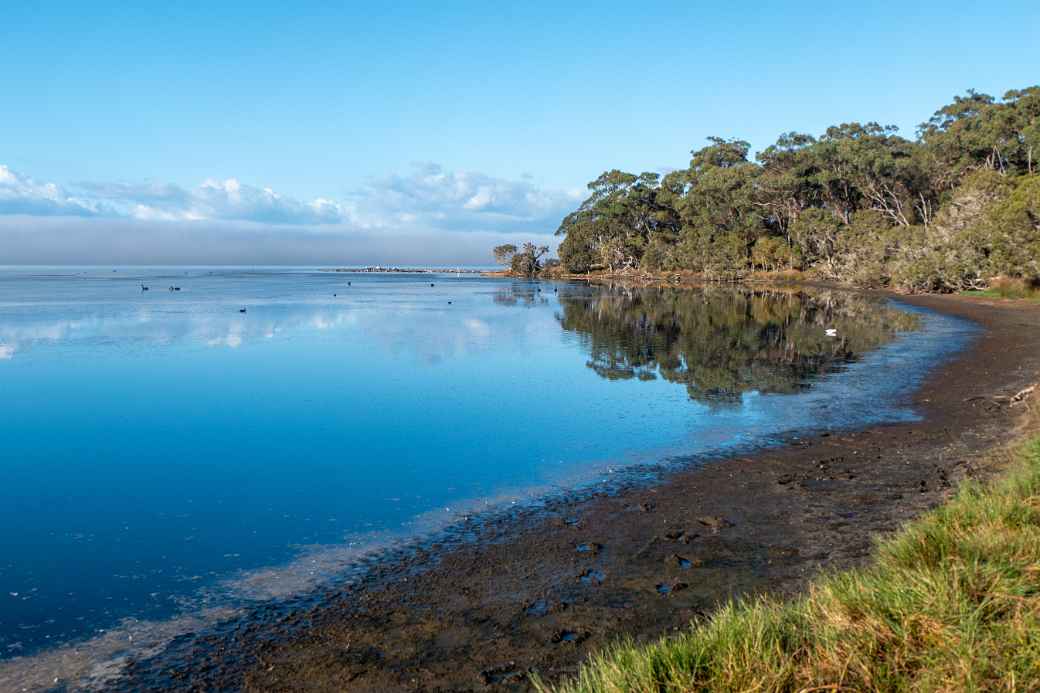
[110, 292, 1040, 693]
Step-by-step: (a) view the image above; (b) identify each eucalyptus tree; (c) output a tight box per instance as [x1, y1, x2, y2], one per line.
[510, 242, 549, 277]
[920, 87, 1040, 180]
[673, 138, 763, 274]
[556, 169, 679, 272]
[545, 83, 1040, 292]
[754, 132, 820, 242]
[808, 122, 932, 227]
[493, 244, 517, 266]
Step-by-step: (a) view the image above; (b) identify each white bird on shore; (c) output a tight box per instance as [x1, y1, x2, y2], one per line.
[825, 328, 838, 337]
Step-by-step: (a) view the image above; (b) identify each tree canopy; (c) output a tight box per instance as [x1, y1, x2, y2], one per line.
[550, 86, 1040, 292]
[492, 241, 549, 277]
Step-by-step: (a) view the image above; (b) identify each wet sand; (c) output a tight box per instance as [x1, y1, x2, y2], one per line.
[108, 291, 1040, 692]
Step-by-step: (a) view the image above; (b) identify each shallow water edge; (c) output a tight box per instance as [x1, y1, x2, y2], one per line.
[0, 288, 983, 692]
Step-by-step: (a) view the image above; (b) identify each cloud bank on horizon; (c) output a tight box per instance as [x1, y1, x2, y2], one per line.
[0, 163, 580, 264]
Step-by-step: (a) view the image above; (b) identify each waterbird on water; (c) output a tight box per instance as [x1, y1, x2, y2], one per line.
[239, 308, 247, 313]
[141, 285, 149, 291]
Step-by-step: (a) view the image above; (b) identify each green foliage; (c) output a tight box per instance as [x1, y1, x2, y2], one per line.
[492, 243, 518, 266]
[556, 169, 681, 273]
[963, 277, 1040, 301]
[920, 87, 1040, 181]
[638, 238, 675, 272]
[832, 209, 899, 287]
[508, 242, 549, 277]
[557, 220, 598, 273]
[982, 174, 1040, 280]
[789, 208, 843, 273]
[885, 172, 1039, 292]
[547, 85, 1040, 293]
[750, 236, 797, 272]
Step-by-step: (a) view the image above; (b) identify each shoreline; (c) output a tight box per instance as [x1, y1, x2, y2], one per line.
[77, 289, 1040, 690]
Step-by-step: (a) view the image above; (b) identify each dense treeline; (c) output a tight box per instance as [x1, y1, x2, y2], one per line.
[553, 87, 1040, 292]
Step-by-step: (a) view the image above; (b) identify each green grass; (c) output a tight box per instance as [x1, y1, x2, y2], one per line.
[962, 289, 1040, 302]
[543, 408, 1040, 693]
[961, 278, 1040, 301]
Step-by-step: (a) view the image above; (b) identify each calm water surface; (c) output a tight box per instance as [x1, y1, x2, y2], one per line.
[0, 267, 972, 664]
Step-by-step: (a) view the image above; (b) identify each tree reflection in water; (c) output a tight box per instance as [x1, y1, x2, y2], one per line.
[529, 282, 918, 406]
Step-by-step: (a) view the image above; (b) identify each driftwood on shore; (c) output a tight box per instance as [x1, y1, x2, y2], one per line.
[965, 383, 1037, 407]
[1010, 384, 1037, 406]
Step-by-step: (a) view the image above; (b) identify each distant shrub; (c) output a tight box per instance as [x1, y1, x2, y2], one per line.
[750, 236, 799, 272]
[981, 174, 1040, 282]
[639, 239, 676, 272]
[885, 172, 1038, 293]
[987, 276, 1040, 299]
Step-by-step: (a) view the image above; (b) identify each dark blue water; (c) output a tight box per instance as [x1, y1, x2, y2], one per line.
[0, 268, 972, 678]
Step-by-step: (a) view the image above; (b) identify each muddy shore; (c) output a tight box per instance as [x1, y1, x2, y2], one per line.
[108, 291, 1040, 693]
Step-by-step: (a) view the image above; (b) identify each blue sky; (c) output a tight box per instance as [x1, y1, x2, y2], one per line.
[1, 0, 1038, 263]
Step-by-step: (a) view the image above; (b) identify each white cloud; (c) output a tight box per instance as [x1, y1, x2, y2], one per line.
[1, 162, 579, 238]
[0, 165, 106, 217]
[0, 163, 575, 265]
[353, 163, 582, 234]
[78, 177, 352, 225]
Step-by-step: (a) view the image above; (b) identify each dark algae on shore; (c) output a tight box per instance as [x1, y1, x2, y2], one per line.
[95, 292, 1040, 692]
[547, 404, 1040, 693]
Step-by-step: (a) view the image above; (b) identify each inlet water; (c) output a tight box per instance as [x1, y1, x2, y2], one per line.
[0, 268, 972, 665]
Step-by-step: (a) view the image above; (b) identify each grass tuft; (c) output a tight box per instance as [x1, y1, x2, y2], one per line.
[543, 406, 1040, 693]
[963, 277, 1040, 301]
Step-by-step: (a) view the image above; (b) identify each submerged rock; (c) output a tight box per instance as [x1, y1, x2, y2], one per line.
[656, 581, 689, 596]
[578, 569, 605, 586]
[524, 599, 550, 617]
[551, 629, 586, 644]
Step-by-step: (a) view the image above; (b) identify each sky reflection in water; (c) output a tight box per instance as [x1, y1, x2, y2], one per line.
[0, 268, 971, 664]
